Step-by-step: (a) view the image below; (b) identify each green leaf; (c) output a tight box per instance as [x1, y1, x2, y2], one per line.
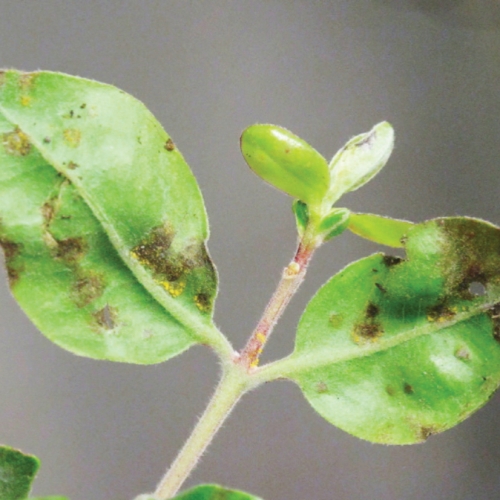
[240, 124, 329, 207]
[327, 121, 394, 204]
[0, 70, 224, 364]
[289, 217, 500, 444]
[0, 446, 39, 500]
[348, 213, 414, 248]
[173, 484, 263, 500]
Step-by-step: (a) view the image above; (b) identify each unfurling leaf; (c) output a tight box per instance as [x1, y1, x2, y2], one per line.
[348, 213, 413, 248]
[240, 124, 329, 207]
[288, 217, 500, 444]
[327, 121, 394, 204]
[317, 207, 351, 242]
[0, 70, 224, 364]
[0, 445, 39, 500]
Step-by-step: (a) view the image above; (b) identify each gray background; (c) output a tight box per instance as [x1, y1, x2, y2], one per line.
[1, 1, 500, 499]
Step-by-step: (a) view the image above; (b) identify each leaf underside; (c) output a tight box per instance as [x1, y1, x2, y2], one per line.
[292, 217, 500, 444]
[0, 70, 218, 364]
[0, 445, 39, 500]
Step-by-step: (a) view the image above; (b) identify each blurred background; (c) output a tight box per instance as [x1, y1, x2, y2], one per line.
[1, 2, 500, 499]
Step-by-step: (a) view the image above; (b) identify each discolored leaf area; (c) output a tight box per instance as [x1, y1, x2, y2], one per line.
[173, 484, 263, 500]
[0, 446, 39, 500]
[289, 218, 500, 444]
[0, 70, 223, 363]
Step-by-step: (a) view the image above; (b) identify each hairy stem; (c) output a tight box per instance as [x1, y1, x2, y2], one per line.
[154, 221, 322, 498]
[238, 227, 319, 370]
[154, 365, 248, 499]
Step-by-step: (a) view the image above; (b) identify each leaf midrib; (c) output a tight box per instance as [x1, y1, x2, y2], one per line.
[256, 297, 499, 382]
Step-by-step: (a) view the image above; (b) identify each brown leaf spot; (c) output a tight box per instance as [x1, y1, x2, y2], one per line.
[385, 385, 396, 396]
[0, 237, 22, 285]
[487, 302, 500, 342]
[315, 381, 329, 394]
[68, 161, 79, 170]
[19, 72, 37, 90]
[366, 302, 380, 319]
[353, 322, 383, 343]
[375, 282, 387, 293]
[63, 128, 81, 147]
[54, 237, 87, 263]
[403, 383, 414, 395]
[72, 272, 105, 308]
[93, 304, 117, 330]
[420, 426, 436, 440]
[164, 138, 175, 151]
[2, 127, 31, 156]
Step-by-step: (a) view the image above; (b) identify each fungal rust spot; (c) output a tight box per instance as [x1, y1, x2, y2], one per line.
[19, 72, 37, 90]
[131, 224, 215, 303]
[403, 383, 414, 395]
[54, 237, 87, 263]
[353, 322, 383, 343]
[63, 128, 81, 147]
[93, 304, 117, 330]
[382, 255, 403, 267]
[427, 302, 456, 323]
[20, 95, 32, 107]
[195, 292, 212, 313]
[73, 272, 105, 308]
[68, 161, 79, 170]
[2, 127, 31, 156]
[315, 381, 328, 394]
[164, 138, 175, 151]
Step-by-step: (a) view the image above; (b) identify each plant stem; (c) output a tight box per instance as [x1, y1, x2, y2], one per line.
[154, 365, 248, 499]
[154, 220, 322, 498]
[238, 227, 319, 370]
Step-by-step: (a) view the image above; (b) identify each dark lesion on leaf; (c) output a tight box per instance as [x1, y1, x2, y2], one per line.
[164, 138, 175, 151]
[382, 255, 403, 267]
[131, 224, 216, 307]
[72, 271, 105, 308]
[426, 301, 456, 323]
[419, 426, 437, 441]
[54, 237, 87, 263]
[403, 383, 414, 395]
[352, 301, 383, 343]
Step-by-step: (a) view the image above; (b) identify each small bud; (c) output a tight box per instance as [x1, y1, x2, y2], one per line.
[327, 122, 394, 204]
[292, 200, 309, 237]
[240, 124, 330, 207]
